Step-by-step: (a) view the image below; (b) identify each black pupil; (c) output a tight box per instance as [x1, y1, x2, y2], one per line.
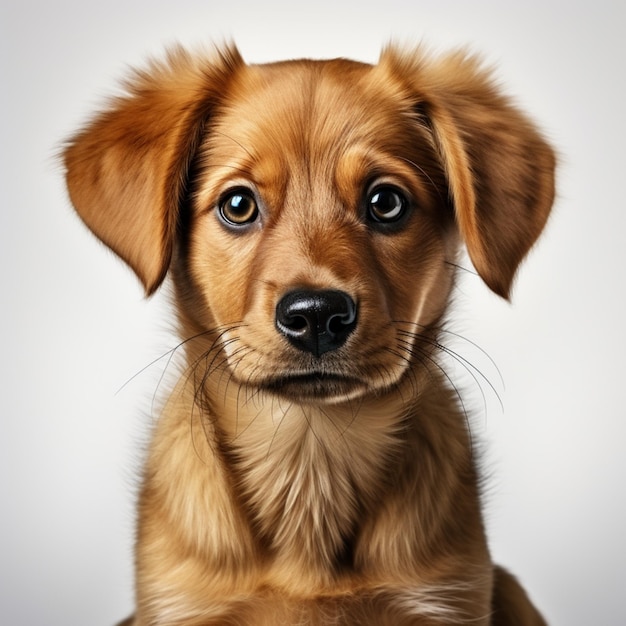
[370, 189, 403, 221]
[224, 193, 256, 223]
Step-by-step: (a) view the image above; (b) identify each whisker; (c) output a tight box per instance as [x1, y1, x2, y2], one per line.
[211, 129, 255, 161]
[395, 320, 502, 381]
[188, 331, 247, 401]
[398, 330, 503, 412]
[316, 403, 348, 441]
[398, 156, 446, 205]
[431, 325, 503, 390]
[398, 335, 489, 420]
[381, 347, 421, 404]
[337, 395, 364, 440]
[444, 260, 479, 277]
[397, 341, 474, 454]
[301, 405, 325, 449]
[266, 397, 290, 459]
[394, 319, 504, 393]
[182, 325, 241, 379]
[228, 393, 268, 445]
[115, 327, 221, 395]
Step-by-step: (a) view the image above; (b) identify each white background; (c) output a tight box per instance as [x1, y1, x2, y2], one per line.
[1, 1, 624, 624]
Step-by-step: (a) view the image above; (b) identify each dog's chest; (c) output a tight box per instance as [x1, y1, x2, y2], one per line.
[226, 398, 405, 567]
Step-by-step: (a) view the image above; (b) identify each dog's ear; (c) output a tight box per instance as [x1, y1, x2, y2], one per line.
[64, 45, 243, 295]
[380, 48, 556, 299]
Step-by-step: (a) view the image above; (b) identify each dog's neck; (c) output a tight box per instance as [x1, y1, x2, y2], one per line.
[194, 360, 464, 581]
[220, 385, 406, 565]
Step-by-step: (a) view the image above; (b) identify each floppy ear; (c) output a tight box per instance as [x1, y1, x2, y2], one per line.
[381, 48, 556, 298]
[64, 45, 243, 295]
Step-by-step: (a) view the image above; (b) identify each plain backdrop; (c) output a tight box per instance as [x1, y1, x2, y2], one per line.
[1, 1, 624, 624]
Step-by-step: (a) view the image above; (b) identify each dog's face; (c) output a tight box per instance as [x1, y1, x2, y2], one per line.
[179, 59, 456, 403]
[65, 45, 555, 407]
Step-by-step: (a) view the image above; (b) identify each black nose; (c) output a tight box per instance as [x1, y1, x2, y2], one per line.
[275, 289, 357, 357]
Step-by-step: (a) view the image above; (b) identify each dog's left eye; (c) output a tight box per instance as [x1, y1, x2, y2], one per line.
[218, 190, 259, 226]
[367, 187, 407, 223]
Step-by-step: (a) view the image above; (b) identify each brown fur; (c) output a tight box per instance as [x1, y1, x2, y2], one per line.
[65, 44, 555, 625]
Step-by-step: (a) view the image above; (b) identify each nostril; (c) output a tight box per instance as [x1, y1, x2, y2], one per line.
[284, 314, 308, 332]
[275, 289, 358, 356]
[327, 312, 352, 335]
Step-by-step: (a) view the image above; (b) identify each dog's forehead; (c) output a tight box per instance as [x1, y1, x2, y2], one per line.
[211, 59, 416, 163]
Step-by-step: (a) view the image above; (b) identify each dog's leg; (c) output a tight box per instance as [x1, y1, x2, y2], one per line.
[115, 616, 135, 626]
[491, 566, 547, 625]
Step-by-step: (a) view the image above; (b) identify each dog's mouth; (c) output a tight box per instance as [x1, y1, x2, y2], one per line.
[260, 372, 367, 401]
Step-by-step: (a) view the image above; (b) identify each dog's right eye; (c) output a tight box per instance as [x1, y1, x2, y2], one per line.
[218, 190, 259, 226]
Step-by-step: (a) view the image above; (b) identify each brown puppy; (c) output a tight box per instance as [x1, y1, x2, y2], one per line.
[65, 44, 555, 625]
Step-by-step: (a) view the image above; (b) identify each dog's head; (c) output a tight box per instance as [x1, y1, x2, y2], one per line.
[65, 45, 555, 404]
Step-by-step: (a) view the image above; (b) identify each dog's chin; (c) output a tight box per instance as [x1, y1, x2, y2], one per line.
[259, 373, 369, 404]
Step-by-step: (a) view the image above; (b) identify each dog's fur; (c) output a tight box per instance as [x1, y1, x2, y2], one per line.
[64, 44, 555, 625]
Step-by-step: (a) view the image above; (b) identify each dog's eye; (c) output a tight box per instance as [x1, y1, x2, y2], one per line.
[367, 187, 407, 223]
[218, 191, 259, 226]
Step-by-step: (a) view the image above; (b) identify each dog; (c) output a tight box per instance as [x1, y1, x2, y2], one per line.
[64, 43, 555, 625]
